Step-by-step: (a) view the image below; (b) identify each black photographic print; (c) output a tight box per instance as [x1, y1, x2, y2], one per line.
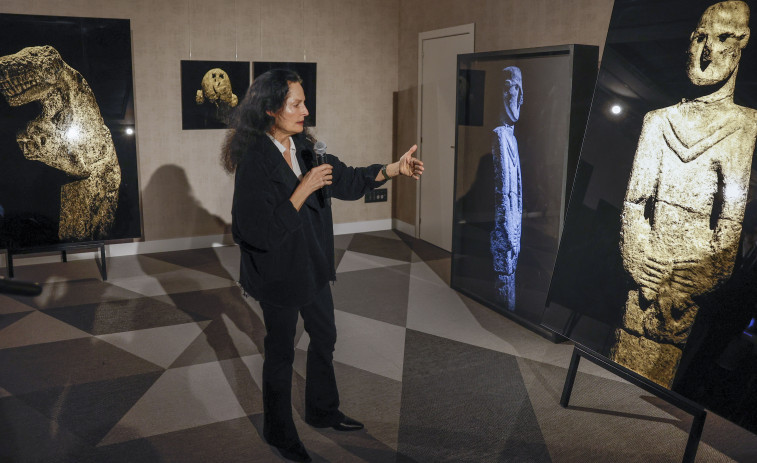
[253, 61, 317, 127]
[181, 60, 250, 130]
[544, 0, 757, 433]
[0, 13, 141, 248]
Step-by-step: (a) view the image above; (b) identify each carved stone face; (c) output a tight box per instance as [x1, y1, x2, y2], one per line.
[502, 66, 523, 125]
[687, 1, 750, 86]
[200, 68, 234, 104]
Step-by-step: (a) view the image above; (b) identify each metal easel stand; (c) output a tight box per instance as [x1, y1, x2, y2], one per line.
[560, 344, 706, 463]
[4, 241, 107, 280]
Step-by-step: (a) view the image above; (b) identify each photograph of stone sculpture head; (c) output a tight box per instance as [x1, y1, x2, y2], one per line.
[0, 13, 141, 247]
[196, 68, 239, 124]
[180, 60, 249, 130]
[452, 46, 596, 333]
[545, 0, 757, 433]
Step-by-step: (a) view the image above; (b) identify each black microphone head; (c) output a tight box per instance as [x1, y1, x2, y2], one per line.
[314, 141, 327, 156]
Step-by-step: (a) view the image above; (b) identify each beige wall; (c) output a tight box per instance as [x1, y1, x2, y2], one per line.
[1, 0, 616, 244]
[0, 0, 399, 241]
[394, 0, 615, 226]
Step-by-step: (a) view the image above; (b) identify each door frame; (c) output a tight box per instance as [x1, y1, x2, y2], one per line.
[416, 23, 475, 241]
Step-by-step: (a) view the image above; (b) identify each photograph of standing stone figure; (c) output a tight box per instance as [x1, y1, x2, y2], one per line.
[491, 66, 524, 310]
[611, 0, 757, 388]
[454, 46, 595, 334]
[0, 45, 121, 241]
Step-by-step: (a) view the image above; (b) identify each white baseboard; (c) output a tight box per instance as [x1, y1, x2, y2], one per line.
[333, 219, 392, 235]
[1, 218, 414, 269]
[392, 218, 415, 237]
[0, 234, 235, 269]
[109, 234, 236, 256]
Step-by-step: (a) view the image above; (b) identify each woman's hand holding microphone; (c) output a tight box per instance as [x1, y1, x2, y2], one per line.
[290, 163, 332, 211]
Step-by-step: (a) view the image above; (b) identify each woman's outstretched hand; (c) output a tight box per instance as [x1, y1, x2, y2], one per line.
[398, 145, 423, 179]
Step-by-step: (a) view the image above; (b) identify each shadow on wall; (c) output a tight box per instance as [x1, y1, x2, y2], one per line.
[142, 164, 229, 240]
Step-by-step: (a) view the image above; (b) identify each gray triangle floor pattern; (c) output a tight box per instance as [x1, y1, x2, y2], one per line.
[0, 230, 755, 462]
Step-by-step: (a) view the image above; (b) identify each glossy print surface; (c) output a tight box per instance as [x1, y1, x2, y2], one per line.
[545, 0, 757, 433]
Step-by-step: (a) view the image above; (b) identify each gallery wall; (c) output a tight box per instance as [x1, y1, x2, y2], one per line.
[0, 0, 399, 242]
[0, 0, 616, 247]
[394, 0, 615, 229]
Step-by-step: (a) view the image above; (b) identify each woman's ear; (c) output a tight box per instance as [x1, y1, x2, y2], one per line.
[266, 110, 276, 118]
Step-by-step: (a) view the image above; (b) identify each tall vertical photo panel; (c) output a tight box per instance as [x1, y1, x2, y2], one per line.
[544, 0, 757, 433]
[452, 45, 597, 335]
[0, 13, 140, 248]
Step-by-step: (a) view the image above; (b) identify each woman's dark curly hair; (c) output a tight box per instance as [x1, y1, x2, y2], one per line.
[220, 69, 311, 173]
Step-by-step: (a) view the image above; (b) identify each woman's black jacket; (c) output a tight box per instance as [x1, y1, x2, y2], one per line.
[232, 133, 386, 308]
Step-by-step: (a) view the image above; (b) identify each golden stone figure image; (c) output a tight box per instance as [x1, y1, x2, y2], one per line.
[0, 45, 121, 241]
[195, 68, 238, 124]
[611, 1, 757, 388]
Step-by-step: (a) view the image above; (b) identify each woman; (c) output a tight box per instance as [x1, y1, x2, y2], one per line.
[222, 69, 423, 462]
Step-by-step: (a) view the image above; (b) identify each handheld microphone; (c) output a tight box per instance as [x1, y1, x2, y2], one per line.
[0, 277, 42, 296]
[313, 141, 331, 206]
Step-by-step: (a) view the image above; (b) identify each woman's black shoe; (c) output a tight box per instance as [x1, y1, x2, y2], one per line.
[307, 414, 364, 431]
[273, 441, 312, 462]
[330, 415, 364, 431]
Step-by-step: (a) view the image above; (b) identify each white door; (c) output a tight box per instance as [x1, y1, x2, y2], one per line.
[418, 25, 474, 252]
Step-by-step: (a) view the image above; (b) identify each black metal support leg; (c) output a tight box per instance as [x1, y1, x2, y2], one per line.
[99, 244, 107, 281]
[563, 344, 707, 463]
[5, 242, 107, 281]
[561, 346, 581, 407]
[6, 251, 13, 279]
[682, 409, 706, 463]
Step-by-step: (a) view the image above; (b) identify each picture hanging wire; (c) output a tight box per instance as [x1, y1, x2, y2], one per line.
[302, 0, 306, 61]
[234, 0, 238, 60]
[187, 0, 192, 59]
[258, 2, 262, 59]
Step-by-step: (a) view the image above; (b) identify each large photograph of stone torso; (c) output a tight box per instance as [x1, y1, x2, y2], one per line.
[0, 13, 140, 248]
[544, 0, 757, 433]
[451, 46, 597, 335]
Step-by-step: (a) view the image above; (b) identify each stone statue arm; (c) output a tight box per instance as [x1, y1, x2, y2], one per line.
[620, 112, 664, 296]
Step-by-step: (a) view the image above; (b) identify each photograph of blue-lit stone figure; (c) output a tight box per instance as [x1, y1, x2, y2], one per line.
[491, 66, 524, 309]
[451, 45, 597, 339]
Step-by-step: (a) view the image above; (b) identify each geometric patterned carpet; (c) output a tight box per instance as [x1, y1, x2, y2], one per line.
[1, 230, 755, 462]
